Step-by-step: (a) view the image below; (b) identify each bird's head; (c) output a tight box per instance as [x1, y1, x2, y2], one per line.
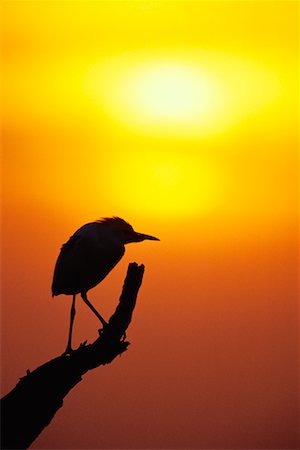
[97, 217, 160, 245]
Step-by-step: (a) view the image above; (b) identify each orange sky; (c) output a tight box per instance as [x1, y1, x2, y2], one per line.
[2, 1, 299, 448]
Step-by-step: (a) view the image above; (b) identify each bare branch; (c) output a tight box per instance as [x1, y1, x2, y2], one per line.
[1, 262, 145, 450]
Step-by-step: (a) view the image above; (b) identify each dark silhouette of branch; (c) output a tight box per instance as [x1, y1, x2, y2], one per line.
[1, 262, 145, 450]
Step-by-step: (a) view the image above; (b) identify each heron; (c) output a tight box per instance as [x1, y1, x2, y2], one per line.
[52, 217, 159, 354]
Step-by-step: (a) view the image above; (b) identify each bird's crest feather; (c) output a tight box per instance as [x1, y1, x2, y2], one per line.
[96, 217, 130, 226]
[96, 217, 134, 230]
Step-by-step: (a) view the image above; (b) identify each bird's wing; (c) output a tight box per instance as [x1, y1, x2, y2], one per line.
[52, 233, 125, 296]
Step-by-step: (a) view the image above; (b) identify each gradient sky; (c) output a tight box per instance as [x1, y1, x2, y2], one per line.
[2, 1, 299, 449]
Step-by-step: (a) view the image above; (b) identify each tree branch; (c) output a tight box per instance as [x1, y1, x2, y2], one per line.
[1, 262, 145, 450]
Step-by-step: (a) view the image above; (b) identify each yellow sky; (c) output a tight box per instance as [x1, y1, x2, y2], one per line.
[3, 1, 297, 241]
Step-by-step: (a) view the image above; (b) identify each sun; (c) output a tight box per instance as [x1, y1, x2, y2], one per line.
[126, 63, 221, 122]
[85, 53, 230, 138]
[85, 51, 279, 139]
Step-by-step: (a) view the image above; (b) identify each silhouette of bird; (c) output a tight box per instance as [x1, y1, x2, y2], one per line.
[52, 217, 159, 354]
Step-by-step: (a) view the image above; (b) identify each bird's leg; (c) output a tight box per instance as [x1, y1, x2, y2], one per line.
[81, 292, 108, 328]
[64, 294, 76, 355]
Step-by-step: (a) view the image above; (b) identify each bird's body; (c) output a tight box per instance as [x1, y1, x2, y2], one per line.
[52, 222, 125, 296]
[52, 217, 159, 354]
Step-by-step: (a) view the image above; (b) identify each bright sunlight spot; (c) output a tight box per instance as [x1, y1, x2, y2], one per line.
[127, 63, 221, 121]
[85, 51, 280, 139]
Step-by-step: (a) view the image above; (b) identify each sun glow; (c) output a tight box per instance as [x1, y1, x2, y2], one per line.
[86, 51, 280, 139]
[106, 152, 223, 219]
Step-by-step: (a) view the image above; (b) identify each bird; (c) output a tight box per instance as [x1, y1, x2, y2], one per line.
[52, 217, 159, 354]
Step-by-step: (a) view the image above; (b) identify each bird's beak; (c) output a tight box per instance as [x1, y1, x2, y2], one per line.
[133, 232, 160, 242]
